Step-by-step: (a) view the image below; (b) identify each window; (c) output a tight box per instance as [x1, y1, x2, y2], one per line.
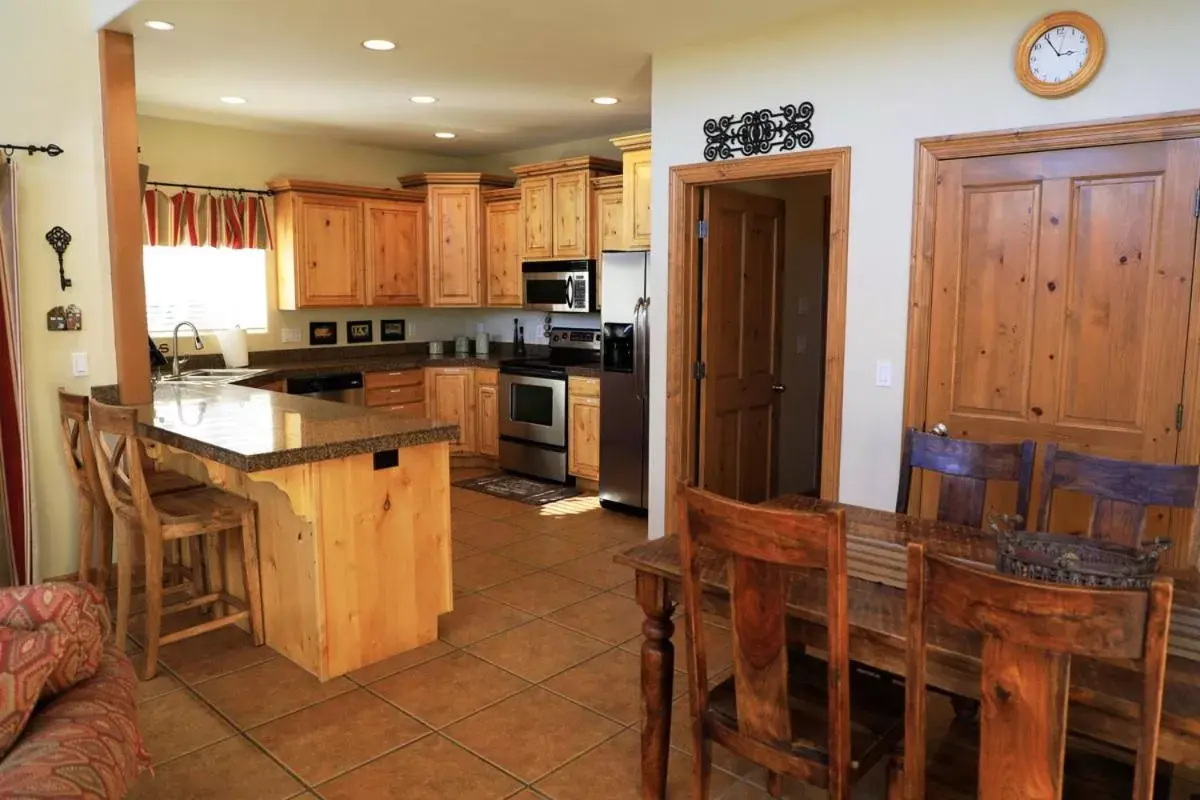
[143, 246, 268, 335]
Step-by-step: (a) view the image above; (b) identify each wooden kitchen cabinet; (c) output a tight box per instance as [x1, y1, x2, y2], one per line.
[425, 367, 476, 453]
[567, 376, 600, 480]
[295, 195, 363, 306]
[365, 369, 427, 418]
[612, 132, 652, 250]
[519, 176, 552, 260]
[551, 171, 589, 258]
[512, 157, 621, 261]
[482, 188, 523, 307]
[475, 369, 499, 458]
[591, 175, 625, 252]
[365, 199, 427, 306]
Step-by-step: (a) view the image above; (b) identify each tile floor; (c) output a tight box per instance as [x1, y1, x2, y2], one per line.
[122, 474, 1200, 799]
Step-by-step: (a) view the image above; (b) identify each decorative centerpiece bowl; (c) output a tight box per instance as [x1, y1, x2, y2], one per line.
[988, 514, 1170, 590]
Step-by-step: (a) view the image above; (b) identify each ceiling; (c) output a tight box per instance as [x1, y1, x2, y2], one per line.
[114, 0, 841, 156]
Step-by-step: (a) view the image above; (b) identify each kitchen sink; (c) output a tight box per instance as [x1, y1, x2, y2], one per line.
[160, 368, 269, 385]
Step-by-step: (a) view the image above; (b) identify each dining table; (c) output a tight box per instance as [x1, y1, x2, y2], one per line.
[613, 494, 1200, 799]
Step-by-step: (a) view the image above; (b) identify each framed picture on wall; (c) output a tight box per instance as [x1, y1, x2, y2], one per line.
[380, 319, 406, 342]
[347, 320, 373, 344]
[309, 321, 337, 346]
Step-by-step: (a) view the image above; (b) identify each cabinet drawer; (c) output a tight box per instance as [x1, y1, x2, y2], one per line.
[367, 385, 425, 406]
[475, 368, 499, 387]
[365, 369, 424, 390]
[384, 402, 427, 419]
[568, 376, 600, 398]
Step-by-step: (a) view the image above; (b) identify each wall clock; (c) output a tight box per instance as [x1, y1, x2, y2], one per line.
[1015, 11, 1105, 98]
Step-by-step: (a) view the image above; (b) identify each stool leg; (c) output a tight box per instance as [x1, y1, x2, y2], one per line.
[97, 504, 114, 593]
[239, 510, 265, 646]
[142, 529, 164, 680]
[204, 531, 226, 618]
[76, 493, 94, 585]
[114, 518, 132, 653]
[188, 537, 206, 604]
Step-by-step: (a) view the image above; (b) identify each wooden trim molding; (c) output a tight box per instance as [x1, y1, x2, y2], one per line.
[481, 186, 521, 202]
[267, 179, 427, 202]
[395, 173, 514, 189]
[590, 174, 624, 191]
[666, 148, 851, 534]
[611, 132, 651, 152]
[508, 157, 622, 178]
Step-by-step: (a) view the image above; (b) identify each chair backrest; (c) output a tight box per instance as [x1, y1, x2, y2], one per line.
[58, 390, 100, 502]
[896, 428, 1035, 528]
[904, 542, 1172, 800]
[1036, 443, 1200, 552]
[86, 399, 156, 528]
[676, 482, 851, 796]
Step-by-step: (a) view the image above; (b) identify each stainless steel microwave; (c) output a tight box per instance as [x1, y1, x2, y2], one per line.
[522, 260, 596, 313]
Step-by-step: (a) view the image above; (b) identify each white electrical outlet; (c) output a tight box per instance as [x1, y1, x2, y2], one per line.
[875, 360, 892, 388]
[71, 352, 89, 377]
[280, 328, 301, 343]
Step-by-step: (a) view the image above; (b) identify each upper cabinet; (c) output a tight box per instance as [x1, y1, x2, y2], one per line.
[482, 187, 523, 307]
[612, 133, 652, 250]
[511, 157, 621, 261]
[271, 179, 425, 309]
[591, 175, 625, 252]
[398, 173, 515, 307]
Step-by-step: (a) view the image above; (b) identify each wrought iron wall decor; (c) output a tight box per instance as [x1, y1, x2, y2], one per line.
[45, 226, 72, 290]
[0, 142, 63, 161]
[703, 103, 815, 162]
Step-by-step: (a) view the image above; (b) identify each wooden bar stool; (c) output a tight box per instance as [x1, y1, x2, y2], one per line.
[87, 398, 264, 679]
[59, 390, 202, 590]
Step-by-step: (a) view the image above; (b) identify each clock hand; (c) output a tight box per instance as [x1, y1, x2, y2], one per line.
[1043, 32, 1062, 56]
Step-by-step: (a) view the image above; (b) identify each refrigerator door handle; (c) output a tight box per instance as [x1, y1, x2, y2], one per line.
[632, 298, 645, 400]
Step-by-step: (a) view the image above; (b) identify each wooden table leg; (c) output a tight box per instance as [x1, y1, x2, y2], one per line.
[636, 571, 675, 800]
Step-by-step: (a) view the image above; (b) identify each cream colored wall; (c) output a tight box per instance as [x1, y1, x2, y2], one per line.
[648, 0, 1200, 540]
[474, 133, 625, 173]
[2, 0, 118, 579]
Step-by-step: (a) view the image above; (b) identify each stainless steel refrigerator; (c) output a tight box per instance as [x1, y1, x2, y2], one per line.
[599, 251, 650, 513]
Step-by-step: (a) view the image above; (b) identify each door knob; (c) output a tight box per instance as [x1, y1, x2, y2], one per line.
[930, 422, 948, 437]
[772, 384, 786, 393]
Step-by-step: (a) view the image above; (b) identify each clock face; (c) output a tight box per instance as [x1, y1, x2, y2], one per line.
[1028, 24, 1090, 85]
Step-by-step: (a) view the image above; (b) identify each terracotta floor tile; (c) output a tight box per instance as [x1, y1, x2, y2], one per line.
[622, 622, 732, 677]
[371, 651, 529, 728]
[445, 687, 622, 782]
[546, 591, 644, 645]
[439, 594, 534, 646]
[454, 516, 537, 551]
[466, 619, 610, 682]
[509, 506, 607, 537]
[126, 736, 302, 800]
[348, 639, 455, 685]
[508, 792, 549, 800]
[669, 696, 763, 782]
[135, 669, 183, 704]
[535, 728, 737, 800]
[157, 624, 276, 684]
[454, 552, 537, 592]
[451, 486, 491, 509]
[611, 580, 637, 599]
[318, 733, 521, 800]
[494, 534, 597, 568]
[137, 689, 236, 765]
[555, 525, 641, 554]
[196, 656, 355, 728]
[542, 648, 642, 724]
[482, 572, 601, 616]
[550, 548, 636, 589]
[250, 689, 429, 785]
[468, 495, 536, 520]
[453, 540, 483, 560]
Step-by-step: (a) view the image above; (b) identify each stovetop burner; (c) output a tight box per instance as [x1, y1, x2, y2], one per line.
[500, 326, 600, 377]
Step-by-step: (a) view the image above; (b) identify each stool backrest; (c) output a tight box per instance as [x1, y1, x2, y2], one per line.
[58, 390, 101, 504]
[87, 399, 156, 529]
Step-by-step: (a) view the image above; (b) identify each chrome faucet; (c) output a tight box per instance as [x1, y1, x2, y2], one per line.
[171, 321, 204, 376]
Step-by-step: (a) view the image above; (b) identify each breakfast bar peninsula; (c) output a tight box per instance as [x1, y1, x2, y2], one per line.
[134, 380, 457, 681]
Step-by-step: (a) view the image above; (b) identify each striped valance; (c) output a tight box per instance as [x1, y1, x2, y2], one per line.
[143, 189, 273, 250]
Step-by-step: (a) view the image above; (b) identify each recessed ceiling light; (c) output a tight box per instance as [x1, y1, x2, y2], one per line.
[220, 96, 247, 105]
[591, 96, 620, 105]
[362, 39, 396, 51]
[410, 96, 438, 104]
[434, 132, 456, 140]
[144, 20, 175, 30]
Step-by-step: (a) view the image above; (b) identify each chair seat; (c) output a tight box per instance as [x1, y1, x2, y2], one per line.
[706, 650, 904, 776]
[117, 485, 254, 533]
[146, 469, 204, 496]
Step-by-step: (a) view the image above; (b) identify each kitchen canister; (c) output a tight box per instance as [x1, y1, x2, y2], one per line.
[215, 326, 249, 368]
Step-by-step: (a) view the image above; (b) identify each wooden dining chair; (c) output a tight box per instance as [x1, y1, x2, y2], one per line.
[903, 541, 1173, 799]
[896, 428, 1036, 528]
[677, 483, 905, 799]
[58, 390, 201, 589]
[1036, 443, 1200, 553]
[87, 399, 264, 679]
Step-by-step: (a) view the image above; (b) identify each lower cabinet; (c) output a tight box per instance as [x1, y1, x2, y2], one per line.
[425, 367, 476, 454]
[365, 365, 499, 462]
[567, 376, 600, 480]
[364, 369, 426, 418]
[476, 369, 499, 458]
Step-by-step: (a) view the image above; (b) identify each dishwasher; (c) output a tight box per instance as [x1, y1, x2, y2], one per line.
[285, 372, 366, 405]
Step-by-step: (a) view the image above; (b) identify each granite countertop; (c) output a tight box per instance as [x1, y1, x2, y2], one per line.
[136, 382, 459, 472]
[233, 354, 601, 385]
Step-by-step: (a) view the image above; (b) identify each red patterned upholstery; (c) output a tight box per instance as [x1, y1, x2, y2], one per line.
[0, 647, 149, 798]
[0, 583, 110, 696]
[0, 627, 63, 757]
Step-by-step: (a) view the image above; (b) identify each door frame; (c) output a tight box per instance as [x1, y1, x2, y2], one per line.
[666, 147, 851, 530]
[903, 109, 1200, 510]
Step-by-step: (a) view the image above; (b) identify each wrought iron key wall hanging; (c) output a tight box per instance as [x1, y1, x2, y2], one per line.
[45, 226, 72, 290]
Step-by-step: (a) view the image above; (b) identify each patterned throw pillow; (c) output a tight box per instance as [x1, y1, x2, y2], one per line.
[0, 627, 63, 757]
[0, 583, 111, 696]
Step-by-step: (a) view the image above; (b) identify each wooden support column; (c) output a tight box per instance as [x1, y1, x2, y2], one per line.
[99, 30, 150, 404]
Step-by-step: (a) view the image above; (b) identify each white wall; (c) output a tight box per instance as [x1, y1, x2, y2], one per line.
[474, 133, 626, 173]
[2, 0, 118, 578]
[649, 0, 1200, 538]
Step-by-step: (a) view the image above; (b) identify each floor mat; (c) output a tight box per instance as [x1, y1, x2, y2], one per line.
[453, 472, 581, 505]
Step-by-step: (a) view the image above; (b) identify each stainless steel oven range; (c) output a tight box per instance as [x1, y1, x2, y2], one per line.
[499, 327, 601, 483]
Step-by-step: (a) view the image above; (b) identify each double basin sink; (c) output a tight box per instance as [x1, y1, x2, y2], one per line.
[158, 368, 269, 386]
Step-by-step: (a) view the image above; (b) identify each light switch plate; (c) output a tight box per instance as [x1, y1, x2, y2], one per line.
[280, 328, 301, 343]
[875, 360, 892, 388]
[71, 352, 89, 377]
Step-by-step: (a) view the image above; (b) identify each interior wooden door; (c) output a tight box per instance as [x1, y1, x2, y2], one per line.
[427, 186, 481, 307]
[365, 200, 425, 306]
[552, 171, 588, 258]
[297, 195, 363, 306]
[698, 186, 786, 503]
[484, 197, 522, 307]
[922, 139, 1200, 539]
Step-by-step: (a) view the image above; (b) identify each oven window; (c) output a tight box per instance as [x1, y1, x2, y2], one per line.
[526, 278, 567, 307]
[511, 383, 555, 427]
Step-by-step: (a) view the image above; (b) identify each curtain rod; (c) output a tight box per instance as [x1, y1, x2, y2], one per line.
[147, 180, 273, 197]
[0, 143, 63, 159]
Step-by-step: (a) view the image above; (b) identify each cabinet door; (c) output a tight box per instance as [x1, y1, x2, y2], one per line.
[596, 187, 624, 251]
[428, 186, 481, 307]
[297, 196, 364, 306]
[552, 171, 589, 258]
[428, 368, 476, 453]
[567, 394, 601, 480]
[477, 384, 499, 458]
[484, 199, 522, 307]
[520, 176, 553, 260]
[624, 148, 652, 250]
[365, 200, 426, 306]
